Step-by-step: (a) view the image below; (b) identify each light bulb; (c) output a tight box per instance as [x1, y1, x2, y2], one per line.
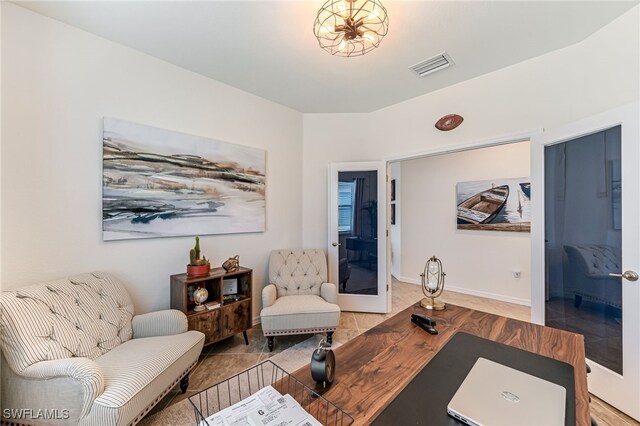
[362, 31, 378, 44]
[367, 8, 381, 22]
[336, 1, 349, 19]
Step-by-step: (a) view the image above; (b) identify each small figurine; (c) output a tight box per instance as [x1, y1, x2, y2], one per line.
[222, 255, 240, 272]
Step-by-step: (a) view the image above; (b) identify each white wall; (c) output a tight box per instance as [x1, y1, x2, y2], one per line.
[302, 6, 639, 302]
[2, 3, 638, 312]
[301, 113, 371, 249]
[0, 3, 3, 290]
[1, 3, 303, 318]
[398, 142, 530, 304]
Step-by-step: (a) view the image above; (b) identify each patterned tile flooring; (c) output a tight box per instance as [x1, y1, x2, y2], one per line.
[141, 281, 638, 426]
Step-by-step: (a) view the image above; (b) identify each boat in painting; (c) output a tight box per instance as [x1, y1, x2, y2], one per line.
[519, 182, 531, 199]
[457, 185, 509, 225]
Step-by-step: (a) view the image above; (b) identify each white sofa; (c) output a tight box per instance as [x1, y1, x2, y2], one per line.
[563, 244, 622, 309]
[0, 272, 205, 426]
[260, 249, 340, 352]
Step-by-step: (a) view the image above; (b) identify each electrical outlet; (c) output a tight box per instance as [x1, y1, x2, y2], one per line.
[513, 270, 521, 279]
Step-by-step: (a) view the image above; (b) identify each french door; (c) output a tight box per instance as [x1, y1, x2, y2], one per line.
[531, 103, 640, 419]
[328, 162, 389, 313]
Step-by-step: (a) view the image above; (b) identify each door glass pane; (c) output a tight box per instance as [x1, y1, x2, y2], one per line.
[544, 126, 622, 374]
[337, 171, 378, 295]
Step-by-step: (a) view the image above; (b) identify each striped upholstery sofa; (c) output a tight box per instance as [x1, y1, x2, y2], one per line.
[0, 272, 205, 426]
[260, 249, 340, 351]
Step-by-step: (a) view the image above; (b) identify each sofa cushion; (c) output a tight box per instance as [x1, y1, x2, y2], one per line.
[261, 295, 340, 334]
[86, 330, 204, 426]
[269, 250, 327, 297]
[566, 244, 620, 277]
[0, 272, 134, 373]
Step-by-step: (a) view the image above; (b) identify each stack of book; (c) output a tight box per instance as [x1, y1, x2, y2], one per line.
[205, 302, 221, 310]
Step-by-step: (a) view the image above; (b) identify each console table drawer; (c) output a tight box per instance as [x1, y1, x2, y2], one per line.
[188, 310, 221, 345]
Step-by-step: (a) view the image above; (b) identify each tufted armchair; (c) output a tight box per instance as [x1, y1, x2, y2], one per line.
[260, 249, 341, 352]
[0, 272, 205, 426]
[563, 244, 622, 309]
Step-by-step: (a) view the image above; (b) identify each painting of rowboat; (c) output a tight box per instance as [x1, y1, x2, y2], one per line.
[456, 177, 530, 232]
[103, 118, 265, 241]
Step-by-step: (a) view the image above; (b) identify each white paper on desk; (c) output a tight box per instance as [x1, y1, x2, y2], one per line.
[247, 394, 323, 426]
[200, 386, 286, 426]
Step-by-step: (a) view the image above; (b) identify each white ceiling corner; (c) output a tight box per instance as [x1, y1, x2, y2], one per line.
[15, 1, 638, 113]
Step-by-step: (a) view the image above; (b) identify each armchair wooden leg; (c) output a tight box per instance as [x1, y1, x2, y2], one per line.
[180, 374, 189, 394]
[326, 331, 333, 345]
[267, 336, 274, 352]
[243, 331, 249, 345]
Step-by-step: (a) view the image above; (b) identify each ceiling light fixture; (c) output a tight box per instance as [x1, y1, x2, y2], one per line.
[314, 0, 389, 57]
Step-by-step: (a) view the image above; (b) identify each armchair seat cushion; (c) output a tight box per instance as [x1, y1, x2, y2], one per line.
[261, 295, 340, 336]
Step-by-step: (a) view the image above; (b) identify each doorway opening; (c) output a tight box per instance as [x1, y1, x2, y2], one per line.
[389, 139, 532, 307]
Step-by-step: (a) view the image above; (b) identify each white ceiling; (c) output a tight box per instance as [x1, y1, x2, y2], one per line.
[16, 1, 637, 113]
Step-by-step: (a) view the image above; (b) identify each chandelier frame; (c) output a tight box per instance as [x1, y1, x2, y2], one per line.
[313, 0, 389, 57]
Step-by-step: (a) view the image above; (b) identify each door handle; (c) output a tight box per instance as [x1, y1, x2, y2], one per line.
[331, 242, 341, 247]
[609, 270, 639, 282]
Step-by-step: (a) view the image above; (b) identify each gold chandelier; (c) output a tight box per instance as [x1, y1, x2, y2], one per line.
[313, 0, 389, 57]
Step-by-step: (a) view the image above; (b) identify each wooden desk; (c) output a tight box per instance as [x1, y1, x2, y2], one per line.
[293, 302, 589, 425]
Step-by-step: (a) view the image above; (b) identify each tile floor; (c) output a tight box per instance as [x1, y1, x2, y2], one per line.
[141, 281, 638, 426]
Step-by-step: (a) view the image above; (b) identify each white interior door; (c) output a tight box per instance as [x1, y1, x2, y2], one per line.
[328, 162, 389, 313]
[531, 103, 640, 419]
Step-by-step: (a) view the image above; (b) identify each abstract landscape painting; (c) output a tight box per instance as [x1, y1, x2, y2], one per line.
[103, 118, 265, 241]
[456, 177, 530, 232]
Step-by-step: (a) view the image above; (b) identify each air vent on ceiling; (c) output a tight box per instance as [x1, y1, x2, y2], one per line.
[410, 52, 454, 78]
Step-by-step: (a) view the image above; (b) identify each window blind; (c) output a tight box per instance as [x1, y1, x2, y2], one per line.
[338, 181, 356, 233]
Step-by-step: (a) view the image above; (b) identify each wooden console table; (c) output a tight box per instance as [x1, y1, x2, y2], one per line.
[170, 267, 252, 347]
[293, 302, 589, 425]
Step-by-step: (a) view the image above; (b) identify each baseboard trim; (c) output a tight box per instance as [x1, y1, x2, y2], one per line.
[253, 315, 261, 326]
[396, 275, 531, 307]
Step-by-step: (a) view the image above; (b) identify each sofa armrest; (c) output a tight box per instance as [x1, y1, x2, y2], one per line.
[132, 309, 187, 338]
[21, 357, 104, 418]
[321, 282, 338, 304]
[262, 284, 277, 309]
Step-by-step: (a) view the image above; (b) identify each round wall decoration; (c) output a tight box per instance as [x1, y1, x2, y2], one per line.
[435, 114, 464, 131]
